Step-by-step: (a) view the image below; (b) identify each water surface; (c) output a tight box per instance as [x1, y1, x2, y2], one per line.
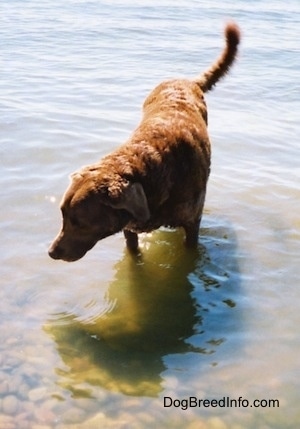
[0, 1, 299, 428]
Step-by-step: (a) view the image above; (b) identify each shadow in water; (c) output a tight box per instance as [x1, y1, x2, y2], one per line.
[45, 222, 241, 398]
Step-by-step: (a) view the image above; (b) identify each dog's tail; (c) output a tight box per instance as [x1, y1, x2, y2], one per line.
[195, 22, 240, 93]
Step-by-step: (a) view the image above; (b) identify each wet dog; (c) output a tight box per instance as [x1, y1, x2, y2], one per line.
[49, 23, 240, 261]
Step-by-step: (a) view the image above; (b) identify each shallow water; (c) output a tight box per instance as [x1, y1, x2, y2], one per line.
[1, 0, 299, 428]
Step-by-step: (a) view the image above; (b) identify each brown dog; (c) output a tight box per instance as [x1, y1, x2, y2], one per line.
[49, 23, 240, 262]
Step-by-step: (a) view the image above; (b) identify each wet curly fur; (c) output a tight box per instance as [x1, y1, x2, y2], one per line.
[49, 23, 240, 262]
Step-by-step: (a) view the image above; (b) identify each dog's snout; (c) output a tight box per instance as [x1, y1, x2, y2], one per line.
[48, 242, 64, 260]
[48, 246, 60, 260]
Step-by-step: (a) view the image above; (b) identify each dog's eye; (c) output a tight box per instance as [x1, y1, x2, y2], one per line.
[69, 216, 81, 228]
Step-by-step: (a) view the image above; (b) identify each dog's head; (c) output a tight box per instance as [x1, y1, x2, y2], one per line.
[48, 166, 150, 261]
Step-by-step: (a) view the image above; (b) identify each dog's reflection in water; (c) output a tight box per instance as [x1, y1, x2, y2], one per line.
[45, 228, 235, 397]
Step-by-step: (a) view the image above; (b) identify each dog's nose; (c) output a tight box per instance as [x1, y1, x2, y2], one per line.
[48, 243, 63, 260]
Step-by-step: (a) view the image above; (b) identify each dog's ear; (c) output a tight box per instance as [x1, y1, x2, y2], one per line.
[108, 182, 150, 222]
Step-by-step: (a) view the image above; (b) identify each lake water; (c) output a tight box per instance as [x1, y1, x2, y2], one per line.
[1, 0, 299, 428]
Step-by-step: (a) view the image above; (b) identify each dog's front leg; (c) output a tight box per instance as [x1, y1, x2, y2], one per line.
[184, 220, 200, 248]
[123, 229, 139, 252]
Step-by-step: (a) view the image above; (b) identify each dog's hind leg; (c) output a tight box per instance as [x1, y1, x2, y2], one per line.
[123, 229, 139, 252]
